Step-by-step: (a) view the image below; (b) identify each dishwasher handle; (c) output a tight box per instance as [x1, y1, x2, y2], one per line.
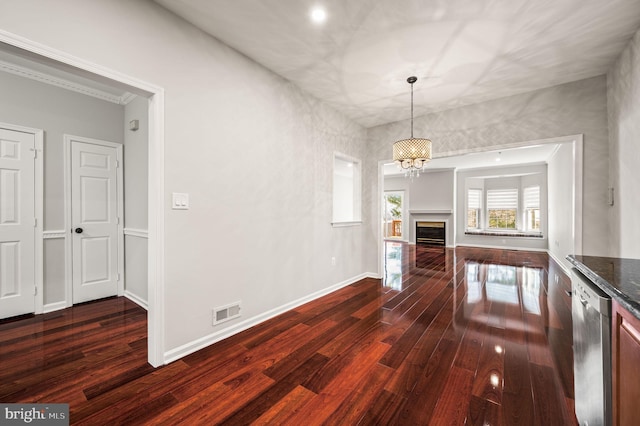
[579, 295, 589, 308]
[571, 269, 611, 316]
[575, 288, 591, 308]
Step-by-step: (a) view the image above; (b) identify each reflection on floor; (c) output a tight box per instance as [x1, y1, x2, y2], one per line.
[0, 243, 576, 424]
[383, 241, 576, 424]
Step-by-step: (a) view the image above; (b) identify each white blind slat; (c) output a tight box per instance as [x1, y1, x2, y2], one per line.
[524, 186, 540, 209]
[487, 189, 518, 209]
[468, 189, 481, 209]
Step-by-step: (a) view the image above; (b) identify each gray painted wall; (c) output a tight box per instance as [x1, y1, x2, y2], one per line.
[0, 71, 124, 229]
[0, 71, 124, 307]
[608, 27, 640, 259]
[4, 0, 633, 363]
[124, 96, 149, 304]
[1, 0, 368, 353]
[124, 97, 148, 231]
[365, 76, 609, 273]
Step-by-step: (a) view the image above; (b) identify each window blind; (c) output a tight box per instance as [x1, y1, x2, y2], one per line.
[524, 186, 540, 209]
[468, 189, 482, 209]
[487, 189, 518, 209]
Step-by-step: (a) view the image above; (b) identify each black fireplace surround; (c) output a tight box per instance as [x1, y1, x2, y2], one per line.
[416, 221, 446, 246]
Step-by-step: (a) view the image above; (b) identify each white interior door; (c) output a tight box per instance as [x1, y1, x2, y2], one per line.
[71, 140, 119, 304]
[0, 128, 35, 318]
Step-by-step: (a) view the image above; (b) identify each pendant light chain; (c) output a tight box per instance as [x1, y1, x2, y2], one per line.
[410, 80, 414, 139]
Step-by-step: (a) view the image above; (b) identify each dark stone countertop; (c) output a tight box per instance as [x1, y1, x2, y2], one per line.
[567, 254, 640, 319]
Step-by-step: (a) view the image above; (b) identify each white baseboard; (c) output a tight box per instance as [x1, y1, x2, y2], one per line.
[406, 242, 455, 249]
[164, 272, 371, 364]
[43, 301, 67, 313]
[455, 243, 548, 252]
[125, 290, 148, 310]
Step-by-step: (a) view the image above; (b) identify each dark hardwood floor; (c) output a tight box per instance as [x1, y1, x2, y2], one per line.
[0, 243, 577, 425]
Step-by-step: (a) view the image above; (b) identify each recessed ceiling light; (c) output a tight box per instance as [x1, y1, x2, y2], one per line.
[310, 6, 327, 24]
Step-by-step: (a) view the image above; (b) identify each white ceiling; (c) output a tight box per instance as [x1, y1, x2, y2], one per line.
[155, 0, 640, 128]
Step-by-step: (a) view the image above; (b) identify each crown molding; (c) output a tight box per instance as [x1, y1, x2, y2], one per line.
[120, 92, 138, 105]
[0, 59, 135, 105]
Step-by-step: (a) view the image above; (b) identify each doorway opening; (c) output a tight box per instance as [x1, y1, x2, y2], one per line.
[377, 135, 584, 280]
[382, 191, 404, 240]
[0, 33, 165, 366]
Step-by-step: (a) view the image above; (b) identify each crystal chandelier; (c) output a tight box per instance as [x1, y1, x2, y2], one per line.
[392, 76, 432, 178]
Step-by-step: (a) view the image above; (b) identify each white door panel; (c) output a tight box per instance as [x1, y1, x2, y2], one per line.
[1, 241, 20, 295]
[0, 128, 35, 318]
[81, 177, 110, 223]
[71, 140, 119, 304]
[81, 237, 110, 283]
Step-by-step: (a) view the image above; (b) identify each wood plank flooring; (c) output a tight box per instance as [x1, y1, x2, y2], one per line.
[0, 244, 577, 425]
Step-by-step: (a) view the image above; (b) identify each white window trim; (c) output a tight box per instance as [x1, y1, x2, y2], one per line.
[486, 188, 519, 230]
[464, 183, 544, 237]
[466, 188, 482, 230]
[331, 221, 362, 227]
[523, 185, 542, 232]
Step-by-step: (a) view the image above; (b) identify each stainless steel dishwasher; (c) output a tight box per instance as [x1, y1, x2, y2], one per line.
[572, 268, 612, 426]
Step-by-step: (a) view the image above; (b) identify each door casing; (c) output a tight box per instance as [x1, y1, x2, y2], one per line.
[64, 135, 124, 307]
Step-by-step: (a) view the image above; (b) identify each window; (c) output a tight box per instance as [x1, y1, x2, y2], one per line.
[487, 188, 518, 229]
[332, 153, 361, 224]
[467, 189, 482, 229]
[524, 186, 540, 231]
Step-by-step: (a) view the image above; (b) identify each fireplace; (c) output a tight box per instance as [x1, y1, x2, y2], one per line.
[416, 221, 445, 246]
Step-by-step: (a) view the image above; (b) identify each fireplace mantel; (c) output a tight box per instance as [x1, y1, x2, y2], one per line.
[408, 210, 452, 247]
[409, 209, 452, 215]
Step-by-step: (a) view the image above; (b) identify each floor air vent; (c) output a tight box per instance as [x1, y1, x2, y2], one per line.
[212, 302, 241, 325]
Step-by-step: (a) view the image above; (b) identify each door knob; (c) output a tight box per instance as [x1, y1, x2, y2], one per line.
[74, 228, 83, 234]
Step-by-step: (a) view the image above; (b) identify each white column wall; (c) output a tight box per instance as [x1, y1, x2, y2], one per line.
[608, 28, 640, 258]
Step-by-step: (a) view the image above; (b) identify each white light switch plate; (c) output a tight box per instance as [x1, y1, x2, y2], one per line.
[172, 192, 189, 209]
